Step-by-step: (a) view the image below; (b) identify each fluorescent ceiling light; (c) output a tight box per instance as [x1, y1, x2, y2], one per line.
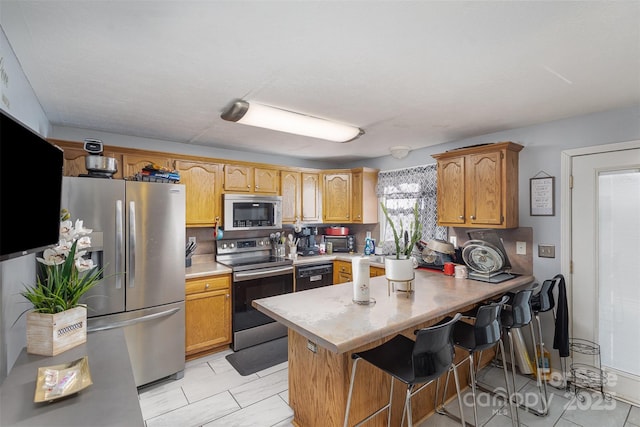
[221, 100, 364, 142]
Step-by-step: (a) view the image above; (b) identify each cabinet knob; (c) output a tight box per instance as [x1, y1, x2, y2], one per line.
[470, 215, 476, 220]
[255, 185, 259, 189]
[458, 215, 464, 220]
[247, 184, 251, 188]
[205, 283, 210, 289]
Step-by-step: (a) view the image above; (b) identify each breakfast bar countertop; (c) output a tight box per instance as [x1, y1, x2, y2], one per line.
[253, 269, 534, 354]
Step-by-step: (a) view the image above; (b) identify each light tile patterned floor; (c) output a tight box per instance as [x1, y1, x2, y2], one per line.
[138, 350, 639, 427]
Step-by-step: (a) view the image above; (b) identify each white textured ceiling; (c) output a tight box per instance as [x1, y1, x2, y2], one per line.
[2, 1, 639, 162]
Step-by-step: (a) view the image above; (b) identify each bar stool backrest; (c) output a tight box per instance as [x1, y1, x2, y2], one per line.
[412, 313, 462, 383]
[502, 289, 533, 329]
[474, 294, 509, 350]
[531, 278, 556, 313]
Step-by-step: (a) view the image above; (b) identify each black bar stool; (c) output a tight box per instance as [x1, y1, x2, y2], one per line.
[343, 313, 466, 427]
[500, 288, 549, 419]
[436, 295, 517, 427]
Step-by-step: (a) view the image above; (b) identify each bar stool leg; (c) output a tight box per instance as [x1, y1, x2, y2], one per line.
[529, 319, 549, 415]
[506, 330, 521, 427]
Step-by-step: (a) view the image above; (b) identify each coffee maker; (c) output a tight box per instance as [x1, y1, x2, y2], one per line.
[295, 226, 320, 256]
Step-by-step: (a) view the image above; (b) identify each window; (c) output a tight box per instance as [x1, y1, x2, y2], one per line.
[376, 164, 447, 256]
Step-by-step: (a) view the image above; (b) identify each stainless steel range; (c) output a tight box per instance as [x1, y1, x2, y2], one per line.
[216, 236, 293, 351]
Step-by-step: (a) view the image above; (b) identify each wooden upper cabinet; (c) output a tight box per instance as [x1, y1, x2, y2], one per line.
[301, 172, 321, 223]
[432, 141, 523, 228]
[175, 160, 222, 227]
[121, 153, 173, 179]
[281, 170, 301, 224]
[351, 167, 379, 224]
[323, 172, 351, 222]
[224, 164, 279, 194]
[254, 167, 279, 194]
[435, 157, 466, 225]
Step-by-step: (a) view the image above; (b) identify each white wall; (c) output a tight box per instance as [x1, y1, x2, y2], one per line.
[0, 26, 52, 381]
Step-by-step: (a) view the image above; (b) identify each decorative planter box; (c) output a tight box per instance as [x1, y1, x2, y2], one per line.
[27, 306, 87, 356]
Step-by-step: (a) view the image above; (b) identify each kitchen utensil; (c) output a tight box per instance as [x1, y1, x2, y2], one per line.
[325, 226, 350, 236]
[83, 139, 118, 176]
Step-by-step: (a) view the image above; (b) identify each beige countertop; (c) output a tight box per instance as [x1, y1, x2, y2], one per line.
[253, 270, 534, 354]
[185, 253, 386, 279]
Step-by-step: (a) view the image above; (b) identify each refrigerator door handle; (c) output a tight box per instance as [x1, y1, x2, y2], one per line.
[115, 200, 124, 289]
[87, 307, 182, 332]
[129, 201, 136, 288]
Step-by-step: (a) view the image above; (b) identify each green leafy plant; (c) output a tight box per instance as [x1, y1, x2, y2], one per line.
[380, 201, 422, 259]
[20, 209, 104, 314]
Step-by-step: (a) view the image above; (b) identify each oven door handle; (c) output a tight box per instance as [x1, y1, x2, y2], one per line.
[234, 266, 294, 282]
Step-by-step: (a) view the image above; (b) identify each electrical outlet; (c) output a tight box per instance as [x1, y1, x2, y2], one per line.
[516, 241, 526, 255]
[306, 340, 317, 353]
[449, 236, 457, 247]
[538, 244, 555, 258]
[188, 236, 196, 244]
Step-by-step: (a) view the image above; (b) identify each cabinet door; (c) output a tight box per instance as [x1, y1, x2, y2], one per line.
[323, 173, 351, 222]
[254, 167, 279, 194]
[224, 164, 252, 192]
[185, 276, 231, 356]
[436, 157, 466, 225]
[351, 171, 363, 223]
[467, 151, 503, 226]
[176, 160, 221, 227]
[301, 172, 321, 223]
[281, 170, 301, 223]
[121, 153, 173, 179]
[333, 260, 352, 284]
[370, 266, 385, 277]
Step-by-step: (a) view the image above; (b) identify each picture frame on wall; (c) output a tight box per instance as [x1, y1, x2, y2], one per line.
[530, 175, 555, 216]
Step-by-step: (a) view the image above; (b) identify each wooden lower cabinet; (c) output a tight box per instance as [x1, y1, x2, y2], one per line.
[369, 266, 385, 277]
[185, 274, 231, 359]
[333, 260, 352, 284]
[333, 260, 385, 284]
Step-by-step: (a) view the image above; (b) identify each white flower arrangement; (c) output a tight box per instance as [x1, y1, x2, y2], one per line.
[21, 209, 104, 314]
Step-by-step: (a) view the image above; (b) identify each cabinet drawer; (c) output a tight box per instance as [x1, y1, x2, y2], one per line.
[335, 261, 352, 274]
[186, 275, 230, 295]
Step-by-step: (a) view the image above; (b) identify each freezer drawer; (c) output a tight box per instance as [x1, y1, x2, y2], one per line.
[88, 301, 185, 387]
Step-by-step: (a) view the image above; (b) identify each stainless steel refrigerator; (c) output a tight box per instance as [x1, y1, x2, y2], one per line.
[61, 176, 186, 387]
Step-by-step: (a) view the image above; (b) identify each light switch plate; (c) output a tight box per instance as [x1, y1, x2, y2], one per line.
[538, 244, 555, 258]
[516, 241, 526, 255]
[188, 236, 196, 244]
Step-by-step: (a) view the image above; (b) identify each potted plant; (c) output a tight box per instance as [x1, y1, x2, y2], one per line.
[20, 209, 104, 356]
[380, 201, 422, 288]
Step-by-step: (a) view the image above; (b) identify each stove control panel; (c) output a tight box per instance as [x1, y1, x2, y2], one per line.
[217, 237, 272, 255]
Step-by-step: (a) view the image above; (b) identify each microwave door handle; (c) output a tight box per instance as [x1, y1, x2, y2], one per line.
[129, 201, 136, 288]
[115, 200, 124, 289]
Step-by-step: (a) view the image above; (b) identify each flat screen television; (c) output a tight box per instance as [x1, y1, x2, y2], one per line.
[0, 109, 63, 261]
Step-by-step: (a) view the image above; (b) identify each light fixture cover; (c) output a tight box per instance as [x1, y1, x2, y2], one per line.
[221, 100, 363, 143]
[390, 145, 411, 159]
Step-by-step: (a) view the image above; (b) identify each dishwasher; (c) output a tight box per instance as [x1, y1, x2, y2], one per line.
[295, 263, 333, 291]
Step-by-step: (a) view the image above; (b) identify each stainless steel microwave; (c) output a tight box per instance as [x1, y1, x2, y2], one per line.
[223, 194, 282, 231]
[324, 235, 355, 253]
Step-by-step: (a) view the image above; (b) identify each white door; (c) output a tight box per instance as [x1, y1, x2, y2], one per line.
[570, 142, 640, 405]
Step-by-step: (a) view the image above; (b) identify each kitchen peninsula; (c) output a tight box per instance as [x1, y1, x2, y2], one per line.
[253, 269, 534, 426]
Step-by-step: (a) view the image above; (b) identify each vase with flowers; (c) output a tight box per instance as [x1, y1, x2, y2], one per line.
[20, 209, 104, 356]
[380, 201, 422, 290]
